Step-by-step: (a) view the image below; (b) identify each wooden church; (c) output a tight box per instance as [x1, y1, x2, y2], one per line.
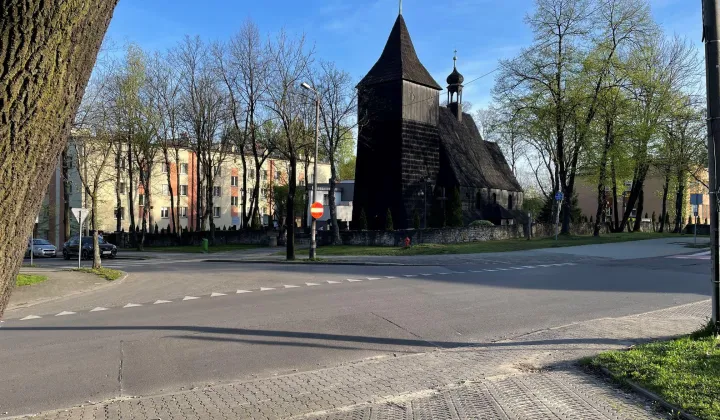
[352, 10, 524, 229]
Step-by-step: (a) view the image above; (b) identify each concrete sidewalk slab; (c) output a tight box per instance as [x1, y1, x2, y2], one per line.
[534, 237, 708, 260]
[12, 300, 708, 419]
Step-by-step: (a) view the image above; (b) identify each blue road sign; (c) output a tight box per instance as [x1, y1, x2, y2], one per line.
[555, 192, 564, 201]
[690, 194, 703, 206]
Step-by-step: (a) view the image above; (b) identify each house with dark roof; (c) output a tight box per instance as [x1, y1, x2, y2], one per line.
[352, 11, 524, 229]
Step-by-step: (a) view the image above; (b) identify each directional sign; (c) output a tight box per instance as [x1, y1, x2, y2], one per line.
[71, 208, 89, 225]
[555, 192, 564, 201]
[691, 194, 704, 206]
[310, 202, 324, 220]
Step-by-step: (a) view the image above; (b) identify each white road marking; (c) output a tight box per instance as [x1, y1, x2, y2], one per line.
[385, 276, 398, 279]
[20, 315, 41, 320]
[260, 287, 276, 291]
[210, 292, 227, 297]
[538, 264, 553, 267]
[153, 300, 172, 305]
[403, 275, 418, 277]
[484, 269, 498, 272]
[420, 274, 433, 276]
[305, 282, 320, 286]
[327, 280, 341, 284]
[470, 270, 485, 273]
[123, 303, 142, 308]
[183, 296, 200, 301]
[521, 266, 536, 269]
[90, 307, 110, 312]
[509, 267, 525, 270]
[55, 311, 76, 317]
[437, 272, 450, 275]
[347, 279, 363, 282]
[367, 277, 382, 280]
[236, 290, 252, 294]
[284, 285, 300, 288]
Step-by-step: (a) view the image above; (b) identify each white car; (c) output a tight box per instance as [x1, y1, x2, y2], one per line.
[26, 239, 57, 258]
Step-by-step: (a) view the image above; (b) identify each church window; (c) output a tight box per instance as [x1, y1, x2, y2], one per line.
[508, 195, 514, 210]
[492, 193, 497, 204]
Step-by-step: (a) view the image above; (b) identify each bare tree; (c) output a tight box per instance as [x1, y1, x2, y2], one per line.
[312, 61, 357, 244]
[265, 31, 314, 260]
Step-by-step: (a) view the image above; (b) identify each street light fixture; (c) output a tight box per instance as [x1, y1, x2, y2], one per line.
[301, 82, 320, 259]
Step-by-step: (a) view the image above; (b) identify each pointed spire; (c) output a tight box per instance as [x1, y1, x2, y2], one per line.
[453, 50, 457, 69]
[399, 0, 402, 15]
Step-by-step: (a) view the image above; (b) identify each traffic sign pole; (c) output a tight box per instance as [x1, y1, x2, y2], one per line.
[78, 209, 82, 269]
[554, 192, 564, 241]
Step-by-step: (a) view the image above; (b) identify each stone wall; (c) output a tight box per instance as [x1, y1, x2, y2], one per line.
[107, 230, 276, 248]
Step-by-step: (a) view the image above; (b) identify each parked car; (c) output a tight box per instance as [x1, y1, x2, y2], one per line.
[26, 239, 57, 258]
[63, 236, 117, 260]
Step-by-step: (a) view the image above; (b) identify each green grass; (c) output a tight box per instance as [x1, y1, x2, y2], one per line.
[16, 274, 48, 287]
[590, 323, 720, 420]
[140, 244, 261, 254]
[313, 232, 679, 257]
[74, 267, 124, 281]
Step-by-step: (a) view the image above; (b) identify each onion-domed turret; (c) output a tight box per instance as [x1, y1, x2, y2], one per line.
[446, 51, 464, 122]
[446, 66, 464, 86]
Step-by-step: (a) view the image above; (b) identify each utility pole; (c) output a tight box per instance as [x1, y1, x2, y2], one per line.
[703, 0, 720, 333]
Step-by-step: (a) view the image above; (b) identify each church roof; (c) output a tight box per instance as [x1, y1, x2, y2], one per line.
[437, 107, 523, 192]
[358, 15, 442, 90]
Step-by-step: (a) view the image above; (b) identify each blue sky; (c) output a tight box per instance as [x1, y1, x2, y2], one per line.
[105, 0, 701, 109]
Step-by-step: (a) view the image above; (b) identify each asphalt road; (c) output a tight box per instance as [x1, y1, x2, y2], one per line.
[0, 242, 711, 417]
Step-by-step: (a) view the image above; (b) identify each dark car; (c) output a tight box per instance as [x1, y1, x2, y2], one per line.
[63, 236, 117, 260]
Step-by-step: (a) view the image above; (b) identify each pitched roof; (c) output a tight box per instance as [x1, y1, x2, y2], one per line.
[437, 107, 523, 192]
[357, 15, 442, 90]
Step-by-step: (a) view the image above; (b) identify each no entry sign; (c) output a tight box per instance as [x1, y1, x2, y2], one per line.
[311, 202, 324, 219]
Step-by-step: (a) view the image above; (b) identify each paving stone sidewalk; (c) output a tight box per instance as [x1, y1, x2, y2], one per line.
[8, 300, 709, 420]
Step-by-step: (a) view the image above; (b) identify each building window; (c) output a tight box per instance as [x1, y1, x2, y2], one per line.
[508, 195, 514, 210]
[216, 167, 222, 177]
[162, 184, 170, 196]
[262, 170, 268, 180]
[214, 207, 221, 218]
[492, 192, 497, 204]
[161, 207, 169, 218]
[179, 185, 188, 196]
[299, 179, 305, 186]
[231, 196, 239, 206]
[179, 163, 188, 174]
[323, 194, 329, 206]
[161, 163, 169, 173]
[275, 171, 281, 180]
[213, 186, 222, 197]
[139, 194, 145, 206]
[119, 182, 126, 194]
[179, 207, 188, 218]
[231, 176, 238, 187]
[116, 207, 125, 220]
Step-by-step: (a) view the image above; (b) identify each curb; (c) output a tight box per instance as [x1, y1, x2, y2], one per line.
[598, 367, 702, 420]
[202, 259, 430, 267]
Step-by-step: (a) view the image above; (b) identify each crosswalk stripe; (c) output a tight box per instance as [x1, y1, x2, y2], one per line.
[346, 279, 363, 282]
[123, 303, 142, 308]
[20, 315, 41, 320]
[305, 282, 320, 286]
[210, 292, 227, 297]
[55, 311, 76, 316]
[260, 287, 275, 291]
[90, 307, 110, 311]
[284, 285, 300, 288]
[183, 296, 200, 301]
[236, 290, 252, 294]
[327, 280, 341, 284]
[153, 300, 172, 305]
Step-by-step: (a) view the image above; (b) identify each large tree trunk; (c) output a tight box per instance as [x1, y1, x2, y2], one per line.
[660, 171, 670, 233]
[0, 0, 118, 318]
[633, 188, 644, 232]
[286, 156, 297, 260]
[115, 148, 122, 233]
[127, 140, 137, 245]
[62, 147, 72, 242]
[164, 150, 176, 234]
[673, 171, 686, 234]
[593, 120, 613, 237]
[328, 158, 341, 244]
[611, 159, 620, 232]
[92, 198, 101, 269]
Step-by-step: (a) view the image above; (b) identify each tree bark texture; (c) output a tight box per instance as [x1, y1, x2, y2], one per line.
[62, 146, 71, 242]
[286, 157, 297, 260]
[611, 159, 620, 231]
[673, 171, 686, 233]
[660, 171, 670, 233]
[114, 147, 122, 233]
[0, 0, 118, 318]
[328, 159, 341, 244]
[593, 120, 613, 237]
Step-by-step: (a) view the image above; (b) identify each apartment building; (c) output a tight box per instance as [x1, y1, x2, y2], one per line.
[36, 139, 332, 247]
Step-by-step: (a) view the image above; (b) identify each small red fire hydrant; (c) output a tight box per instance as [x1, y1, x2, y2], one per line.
[404, 237, 411, 248]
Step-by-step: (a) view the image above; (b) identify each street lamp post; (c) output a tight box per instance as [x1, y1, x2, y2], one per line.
[301, 82, 320, 260]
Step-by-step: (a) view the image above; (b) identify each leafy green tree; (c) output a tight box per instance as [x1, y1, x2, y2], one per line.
[413, 209, 421, 230]
[359, 208, 368, 231]
[338, 155, 356, 181]
[446, 187, 464, 227]
[385, 208, 394, 231]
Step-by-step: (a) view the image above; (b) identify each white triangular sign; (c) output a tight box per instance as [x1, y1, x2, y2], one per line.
[71, 208, 89, 224]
